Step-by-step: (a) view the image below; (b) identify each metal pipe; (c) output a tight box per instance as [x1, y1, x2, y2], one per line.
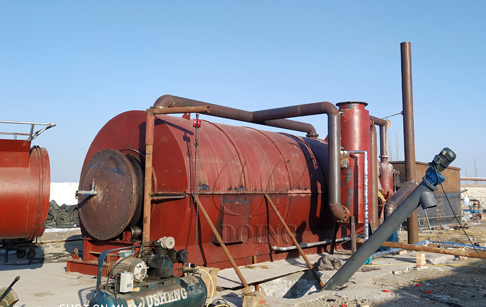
[385, 180, 417, 219]
[371, 115, 394, 207]
[369, 116, 390, 162]
[143, 111, 155, 245]
[372, 239, 486, 258]
[0, 132, 29, 136]
[142, 106, 211, 245]
[271, 237, 352, 252]
[154, 95, 318, 137]
[461, 177, 486, 182]
[343, 150, 368, 240]
[265, 194, 324, 288]
[329, 114, 346, 221]
[0, 120, 54, 126]
[76, 190, 99, 196]
[323, 146, 456, 290]
[361, 238, 486, 259]
[251, 101, 339, 120]
[0, 120, 56, 142]
[323, 181, 434, 290]
[76, 179, 99, 196]
[323, 146, 457, 290]
[194, 196, 250, 289]
[401, 41, 419, 244]
[370, 123, 379, 230]
[369, 116, 388, 127]
[35, 237, 83, 245]
[426, 240, 486, 251]
[379, 125, 389, 162]
[150, 106, 210, 115]
[351, 216, 357, 254]
[154, 95, 348, 222]
[254, 102, 344, 222]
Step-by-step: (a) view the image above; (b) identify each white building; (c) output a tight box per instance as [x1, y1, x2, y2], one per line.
[50, 182, 78, 206]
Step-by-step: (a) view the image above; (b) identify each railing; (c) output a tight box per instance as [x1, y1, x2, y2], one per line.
[0, 120, 56, 142]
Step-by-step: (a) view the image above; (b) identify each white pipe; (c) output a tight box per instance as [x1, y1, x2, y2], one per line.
[343, 150, 369, 241]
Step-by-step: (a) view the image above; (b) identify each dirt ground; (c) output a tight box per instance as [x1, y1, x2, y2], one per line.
[297, 186, 486, 307]
[294, 224, 486, 307]
[5, 187, 485, 307]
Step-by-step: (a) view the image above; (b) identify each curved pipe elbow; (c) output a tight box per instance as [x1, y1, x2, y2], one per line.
[154, 94, 174, 107]
[330, 204, 350, 223]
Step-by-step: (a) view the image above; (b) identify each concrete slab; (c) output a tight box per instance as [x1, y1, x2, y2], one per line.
[0, 262, 96, 307]
[426, 253, 455, 265]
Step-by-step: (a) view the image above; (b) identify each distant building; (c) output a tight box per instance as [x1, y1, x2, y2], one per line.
[50, 182, 78, 205]
[391, 161, 461, 228]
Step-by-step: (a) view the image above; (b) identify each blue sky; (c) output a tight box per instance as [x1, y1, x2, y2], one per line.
[1, 1, 485, 182]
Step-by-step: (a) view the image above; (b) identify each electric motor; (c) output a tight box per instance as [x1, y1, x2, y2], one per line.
[107, 257, 148, 282]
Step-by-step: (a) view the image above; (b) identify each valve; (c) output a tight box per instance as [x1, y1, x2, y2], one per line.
[75, 178, 99, 197]
[193, 118, 202, 128]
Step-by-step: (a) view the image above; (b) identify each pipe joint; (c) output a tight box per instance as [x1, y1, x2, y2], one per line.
[76, 178, 99, 198]
[331, 204, 350, 223]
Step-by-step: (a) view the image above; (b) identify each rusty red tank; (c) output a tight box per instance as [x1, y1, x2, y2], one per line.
[0, 139, 50, 241]
[72, 110, 344, 271]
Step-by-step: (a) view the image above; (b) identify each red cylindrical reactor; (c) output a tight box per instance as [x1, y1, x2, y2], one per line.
[0, 139, 50, 241]
[338, 102, 371, 228]
[77, 111, 338, 267]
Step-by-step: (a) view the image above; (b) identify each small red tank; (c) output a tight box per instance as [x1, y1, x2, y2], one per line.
[0, 121, 54, 242]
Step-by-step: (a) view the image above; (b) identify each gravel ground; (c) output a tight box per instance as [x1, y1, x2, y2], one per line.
[296, 256, 486, 307]
[295, 186, 486, 307]
[4, 186, 485, 306]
